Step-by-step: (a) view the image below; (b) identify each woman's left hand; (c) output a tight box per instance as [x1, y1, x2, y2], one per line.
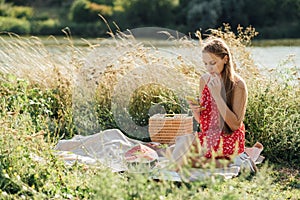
[207, 74, 222, 99]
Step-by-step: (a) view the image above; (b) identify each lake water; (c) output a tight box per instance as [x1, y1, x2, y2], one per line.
[249, 46, 299, 86]
[250, 46, 300, 69]
[98, 39, 300, 70]
[48, 37, 300, 71]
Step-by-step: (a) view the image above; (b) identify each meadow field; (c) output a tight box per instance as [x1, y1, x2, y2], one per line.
[0, 26, 299, 199]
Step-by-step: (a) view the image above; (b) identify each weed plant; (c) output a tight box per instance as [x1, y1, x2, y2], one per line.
[245, 63, 300, 165]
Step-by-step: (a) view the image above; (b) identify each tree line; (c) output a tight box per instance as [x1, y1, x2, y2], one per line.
[1, 0, 300, 39]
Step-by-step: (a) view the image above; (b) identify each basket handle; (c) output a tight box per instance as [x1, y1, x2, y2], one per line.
[164, 114, 187, 118]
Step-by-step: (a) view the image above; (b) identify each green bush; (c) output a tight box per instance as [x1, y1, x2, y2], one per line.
[31, 19, 61, 35]
[116, 0, 177, 27]
[0, 16, 30, 34]
[90, 2, 112, 16]
[69, 0, 112, 23]
[245, 71, 300, 165]
[110, 83, 186, 141]
[91, 0, 114, 5]
[69, 0, 90, 23]
[0, 74, 75, 139]
[0, 3, 11, 16]
[31, 12, 50, 21]
[0, 4, 33, 19]
[129, 83, 183, 127]
[0, 113, 93, 198]
[8, 6, 33, 19]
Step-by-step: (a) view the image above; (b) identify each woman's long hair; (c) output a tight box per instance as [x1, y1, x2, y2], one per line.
[202, 38, 236, 133]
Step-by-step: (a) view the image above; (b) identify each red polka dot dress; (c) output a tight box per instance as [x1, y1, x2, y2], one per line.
[197, 84, 245, 158]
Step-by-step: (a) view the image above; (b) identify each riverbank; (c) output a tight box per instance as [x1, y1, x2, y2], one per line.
[252, 38, 300, 46]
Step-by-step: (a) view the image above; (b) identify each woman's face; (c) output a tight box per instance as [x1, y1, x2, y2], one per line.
[202, 52, 227, 76]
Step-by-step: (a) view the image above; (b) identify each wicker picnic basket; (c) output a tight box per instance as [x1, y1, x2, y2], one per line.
[149, 114, 193, 144]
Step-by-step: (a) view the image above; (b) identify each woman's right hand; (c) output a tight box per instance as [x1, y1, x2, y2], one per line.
[207, 73, 222, 100]
[187, 100, 205, 124]
[188, 102, 203, 112]
[187, 99, 205, 112]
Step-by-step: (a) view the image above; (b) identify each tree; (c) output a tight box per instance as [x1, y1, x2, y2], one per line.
[243, 0, 277, 27]
[69, 0, 112, 23]
[69, 0, 92, 23]
[219, 0, 248, 28]
[186, 0, 222, 32]
[115, 0, 179, 28]
[91, 0, 114, 6]
[5, 0, 67, 6]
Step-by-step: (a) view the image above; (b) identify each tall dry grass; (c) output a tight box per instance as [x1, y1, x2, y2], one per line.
[0, 24, 261, 140]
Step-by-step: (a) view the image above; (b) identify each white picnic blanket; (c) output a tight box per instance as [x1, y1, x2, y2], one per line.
[54, 129, 263, 181]
[55, 129, 142, 172]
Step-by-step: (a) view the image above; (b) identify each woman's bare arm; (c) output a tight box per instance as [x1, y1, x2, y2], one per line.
[213, 78, 248, 131]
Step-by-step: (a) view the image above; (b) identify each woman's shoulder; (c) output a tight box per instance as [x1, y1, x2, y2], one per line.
[234, 74, 247, 89]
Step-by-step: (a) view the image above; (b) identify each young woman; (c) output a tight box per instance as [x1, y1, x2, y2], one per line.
[188, 37, 248, 167]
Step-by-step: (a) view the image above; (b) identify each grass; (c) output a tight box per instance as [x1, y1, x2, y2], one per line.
[0, 24, 299, 199]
